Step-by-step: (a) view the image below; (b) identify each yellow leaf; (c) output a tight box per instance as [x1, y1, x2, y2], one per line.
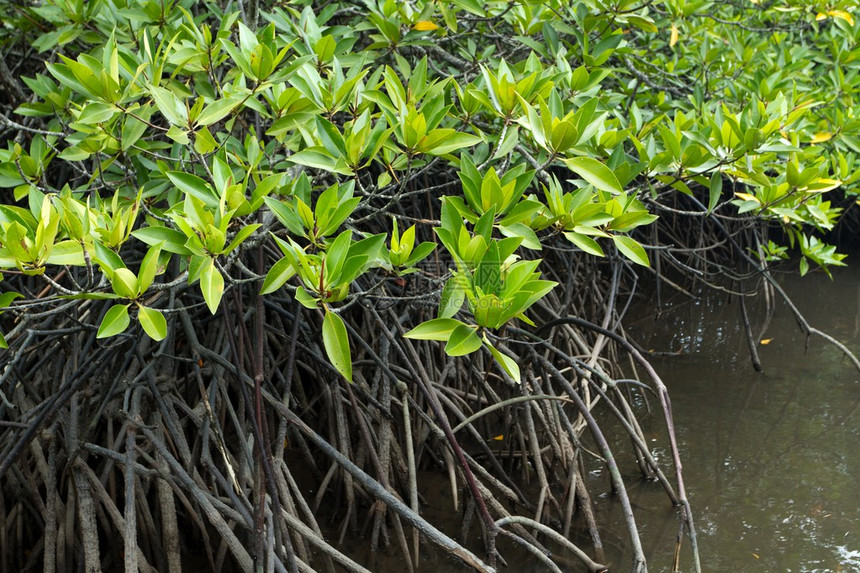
[734, 192, 759, 203]
[752, 553, 760, 559]
[760, 338, 772, 345]
[810, 132, 832, 143]
[490, 434, 504, 441]
[808, 178, 842, 192]
[670, 23, 679, 47]
[413, 20, 438, 31]
[829, 10, 855, 26]
[815, 12, 828, 21]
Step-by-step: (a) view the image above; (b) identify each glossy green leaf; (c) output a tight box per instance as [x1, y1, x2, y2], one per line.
[563, 157, 623, 194]
[404, 318, 466, 341]
[167, 172, 219, 208]
[138, 305, 167, 341]
[150, 85, 187, 126]
[612, 235, 649, 267]
[708, 171, 723, 214]
[200, 259, 224, 314]
[111, 268, 139, 299]
[322, 311, 352, 382]
[97, 304, 130, 338]
[444, 323, 482, 356]
[484, 337, 521, 382]
[260, 257, 295, 295]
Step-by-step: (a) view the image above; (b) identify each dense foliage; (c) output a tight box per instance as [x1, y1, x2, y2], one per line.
[0, 0, 858, 571]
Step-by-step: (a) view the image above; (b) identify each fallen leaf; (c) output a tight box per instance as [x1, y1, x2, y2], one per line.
[760, 338, 773, 345]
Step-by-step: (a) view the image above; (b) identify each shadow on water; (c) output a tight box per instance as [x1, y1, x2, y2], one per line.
[616, 265, 860, 572]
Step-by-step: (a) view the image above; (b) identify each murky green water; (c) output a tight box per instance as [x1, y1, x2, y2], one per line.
[611, 266, 860, 572]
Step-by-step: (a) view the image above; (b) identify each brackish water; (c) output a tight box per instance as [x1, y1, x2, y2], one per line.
[611, 265, 860, 572]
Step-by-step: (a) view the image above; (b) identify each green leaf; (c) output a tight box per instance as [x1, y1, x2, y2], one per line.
[0, 291, 23, 309]
[322, 311, 352, 382]
[132, 227, 192, 255]
[138, 305, 167, 341]
[46, 240, 85, 266]
[612, 235, 649, 267]
[196, 94, 244, 127]
[150, 85, 188, 126]
[295, 285, 318, 309]
[444, 323, 482, 356]
[404, 317, 465, 341]
[97, 304, 130, 338]
[223, 223, 261, 255]
[288, 148, 354, 176]
[439, 277, 466, 318]
[418, 129, 482, 156]
[111, 268, 139, 299]
[562, 157, 623, 194]
[167, 172, 219, 208]
[260, 257, 295, 295]
[708, 171, 723, 214]
[138, 245, 162, 293]
[564, 232, 605, 257]
[484, 337, 521, 382]
[200, 259, 224, 314]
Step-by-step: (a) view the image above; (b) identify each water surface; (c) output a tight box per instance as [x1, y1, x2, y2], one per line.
[616, 266, 860, 572]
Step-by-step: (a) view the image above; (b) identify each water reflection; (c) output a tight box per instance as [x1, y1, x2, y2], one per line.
[619, 267, 860, 572]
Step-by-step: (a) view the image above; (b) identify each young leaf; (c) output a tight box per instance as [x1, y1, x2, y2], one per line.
[322, 311, 352, 382]
[438, 278, 466, 318]
[484, 337, 521, 382]
[200, 259, 224, 314]
[138, 245, 162, 293]
[444, 323, 482, 356]
[138, 305, 167, 341]
[97, 304, 130, 338]
[111, 268, 139, 299]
